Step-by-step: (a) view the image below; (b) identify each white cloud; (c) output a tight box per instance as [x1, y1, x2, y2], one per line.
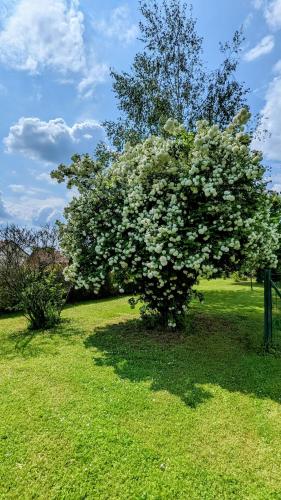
[8, 184, 25, 193]
[4, 117, 105, 164]
[5, 195, 66, 226]
[35, 172, 56, 185]
[94, 5, 138, 45]
[251, 0, 281, 30]
[32, 207, 63, 227]
[8, 184, 49, 195]
[252, 0, 281, 29]
[77, 61, 109, 99]
[252, 0, 264, 9]
[0, 0, 108, 98]
[252, 71, 281, 161]
[265, 0, 281, 29]
[248, 1, 281, 163]
[244, 35, 275, 61]
[0, 0, 85, 74]
[274, 59, 281, 72]
[0, 193, 11, 223]
[270, 171, 281, 191]
[244, 12, 254, 29]
[0, 0, 17, 24]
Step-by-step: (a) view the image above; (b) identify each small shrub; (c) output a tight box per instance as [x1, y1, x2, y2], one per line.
[20, 269, 67, 330]
[0, 225, 68, 329]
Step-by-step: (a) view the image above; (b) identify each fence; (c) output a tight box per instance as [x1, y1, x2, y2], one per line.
[264, 269, 281, 351]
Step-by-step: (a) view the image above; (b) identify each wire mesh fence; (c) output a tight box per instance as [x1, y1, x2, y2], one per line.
[264, 269, 281, 351]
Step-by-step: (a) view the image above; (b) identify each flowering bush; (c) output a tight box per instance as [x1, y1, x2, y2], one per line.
[55, 109, 279, 329]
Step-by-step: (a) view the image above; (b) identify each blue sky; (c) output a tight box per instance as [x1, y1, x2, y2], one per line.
[0, 0, 281, 226]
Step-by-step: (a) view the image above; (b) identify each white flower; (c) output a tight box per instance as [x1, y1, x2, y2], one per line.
[155, 244, 163, 253]
[160, 255, 168, 266]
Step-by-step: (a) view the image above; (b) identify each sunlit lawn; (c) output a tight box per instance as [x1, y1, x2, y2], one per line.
[1, 279, 281, 499]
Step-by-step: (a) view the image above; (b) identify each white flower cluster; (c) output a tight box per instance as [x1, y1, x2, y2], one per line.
[60, 108, 279, 329]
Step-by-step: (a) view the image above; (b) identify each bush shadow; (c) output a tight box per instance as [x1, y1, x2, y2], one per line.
[2, 319, 84, 360]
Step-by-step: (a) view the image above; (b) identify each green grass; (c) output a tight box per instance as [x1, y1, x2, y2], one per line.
[1, 279, 281, 499]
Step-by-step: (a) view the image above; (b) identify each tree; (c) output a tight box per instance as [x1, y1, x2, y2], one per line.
[52, 109, 279, 329]
[0, 225, 68, 329]
[255, 191, 281, 283]
[104, 0, 249, 150]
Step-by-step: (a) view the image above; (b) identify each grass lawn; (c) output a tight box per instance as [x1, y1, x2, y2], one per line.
[1, 279, 281, 499]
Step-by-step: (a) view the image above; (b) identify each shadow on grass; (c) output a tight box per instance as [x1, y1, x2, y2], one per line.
[84, 302, 281, 408]
[3, 286, 281, 408]
[2, 319, 84, 359]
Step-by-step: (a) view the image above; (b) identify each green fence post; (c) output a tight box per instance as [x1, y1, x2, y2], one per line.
[264, 269, 272, 351]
